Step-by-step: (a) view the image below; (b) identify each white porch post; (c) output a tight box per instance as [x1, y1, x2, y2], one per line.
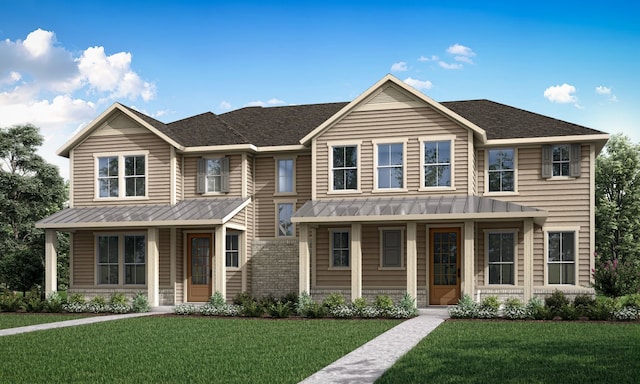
[463, 221, 475, 297]
[351, 223, 362, 302]
[214, 225, 226, 298]
[299, 224, 310, 294]
[45, 230, 58, 296]
[406, 222, 417, 305]
[147, 228, 160, 307]
[523, 219, 534, 301]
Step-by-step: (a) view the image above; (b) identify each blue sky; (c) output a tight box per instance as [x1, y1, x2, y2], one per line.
[1, 1, 638, 178]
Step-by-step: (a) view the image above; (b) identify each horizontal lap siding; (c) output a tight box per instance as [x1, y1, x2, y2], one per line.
[175, 155, 183, 201]
[175, 229, 184, 303]
[73, 231, 94, 286]
[159, 228, 171, 286]
[315, 226, 350, 287]
[226, 270, 242, 301]
[183, 154, 243, 198]
[361, 225, 406, 288]
[245, 155, 254, 291]
[73, 133, 171, 206]
[315, 107, 469, 198]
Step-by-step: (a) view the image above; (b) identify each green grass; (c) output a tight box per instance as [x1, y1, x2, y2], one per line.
[377, 320, 640, 384]
[0, 313, 87, 330]
[0, 316, 401, 383]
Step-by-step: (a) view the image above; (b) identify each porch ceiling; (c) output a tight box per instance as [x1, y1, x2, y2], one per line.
[291, 195, 547, 226]
[35, 197, 250, 230]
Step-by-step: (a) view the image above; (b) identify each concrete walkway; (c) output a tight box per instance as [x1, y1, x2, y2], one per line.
[300, 307, 450, 384]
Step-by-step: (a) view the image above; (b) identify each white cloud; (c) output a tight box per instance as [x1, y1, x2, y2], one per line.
[403, 77, 433, 91]
[418, 55, 439, 62]
[219, 101, 232, 110]
[544, 83, 578, 104]
[438, 61, 463, 70]
[391, 61, 408, 72]
[596, 86, 618, 102]
[244, 98, 285, 107]
[454, 56, 474, 64]
[447, 43, 476, 58]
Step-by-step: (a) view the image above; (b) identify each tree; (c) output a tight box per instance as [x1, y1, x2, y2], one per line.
[594, 134, 640, 296]
[0, 124, 67, 293]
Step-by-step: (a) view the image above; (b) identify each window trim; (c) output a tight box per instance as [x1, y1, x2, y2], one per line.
[419, 135, 456, 191]
[379, 227, 405, 270]
[542, 144, 581, 179]
[275, 199, 296, 237]
[329, 228, 351, 270]
[225, 232, 241, 269]
[544, 227, 579, 286]
[94, 151, 149, 201]
[198, 157, 230, 194]
[372, 139, 408, 193]
[274, 156, 297, 196]
[95, 232, 147, 286]
[327, 140, 362, 194]
[483, 229, 518, 286]
[484, 147, 518, 195]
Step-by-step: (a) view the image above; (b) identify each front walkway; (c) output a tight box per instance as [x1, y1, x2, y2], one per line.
[300, 307, 449, 384]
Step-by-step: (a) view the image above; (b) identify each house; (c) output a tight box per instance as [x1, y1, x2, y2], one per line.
[37, 74, 609, 307]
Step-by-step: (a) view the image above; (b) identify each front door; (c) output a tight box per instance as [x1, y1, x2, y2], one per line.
[429, 228, 461, 305]
[187, 233, 212, 302]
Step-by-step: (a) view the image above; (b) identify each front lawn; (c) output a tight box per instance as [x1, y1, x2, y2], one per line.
[0, 313, 87, 330]
[0, 316, 401, 383]
[377, 320, 640, 384]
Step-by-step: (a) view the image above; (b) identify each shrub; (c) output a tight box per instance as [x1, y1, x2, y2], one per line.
[0, 290, 24, 312]
[328, 304, 354, 318]
[23, 289, 45, 313]
[476, 296, 500, 319]
[449, 295, 478, 319]
[398, 292, 418, 317]
[387, 306, 416, 319]
[559, 304, 579, 320]
[68, 293, 86, 304]
[351, 297, 368, 316]
[46, 292, 64, 313]
[259, 294, 278, 309]
[373, 295, 394, 312]
[233, 291, 255, 306]
[174, 303, 198, 315]
[268, 301, 292, 318]
[87, 295, 108, 313]
[322, 293, 347, 309]
[281, 292, 298, 307]
[592, 256, 640, 297]
[587, 296, 616, 320]
[620, 293, 640, 309]
[210, 291, 226, 307]
[573, 294, 596, 318]
[242, 300, 265, 317]
[108, 293, 130, 313]
[503, 298, 527, 320]
[295, 291, 314, 317]
[545, 290, 570, 317]
[131, 292, 150, 313]
[306, 303, 326, 318]
[526, 297, 550, 320]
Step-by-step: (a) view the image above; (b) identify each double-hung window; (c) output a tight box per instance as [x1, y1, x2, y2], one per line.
[330, 229, 350, 268]
[542, 144, 581, 178]
[225, 233, 240, 268]
[276, 158, 295, 194]
[547, 231, 576, 285]
[331, 145, 358, 191]
[486, 231, 515, 285]
[380, 228, 403, 268]
[97, 234, 146, 285]
[487, 148, 515, 192]
[96, 153, 147, 198]
[375, 142, 404, 190]
[124, 235, 146, 285]
[197, 157, 229, 193]
[277, 202, 294, 237]
[421, 139, 453, 188]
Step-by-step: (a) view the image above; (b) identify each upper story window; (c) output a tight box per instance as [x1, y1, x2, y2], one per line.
[487, 148, 515, 192]
[375, 142, 405, 190]
[542, 144, 581, 179]
[276, 158, 295, 194]
[331, 145, 358, 191]
[96, 153, 147, 199]
[197, 157, 229, 194]
[421, 139, 453, 188]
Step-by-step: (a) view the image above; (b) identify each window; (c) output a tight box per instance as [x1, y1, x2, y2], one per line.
[380, 229, 403, 268]
[197, 158, 229, 193]
[487, 148, 515, 192]
[487, 232, 515, 285]
[422, 140, 452, 188]
[97, 234, 146, 285]
[97, 154, 147, 198]
[376, 143, 404, 189]
[331, 145, 358, 191]
[547, 231, 575, 285]
[225, 233, 239, 268]
[277, 203, 294, 237]
[331, 230, 350, 268]
[542, 144, 581, 178]
[276, 158, 295, 193]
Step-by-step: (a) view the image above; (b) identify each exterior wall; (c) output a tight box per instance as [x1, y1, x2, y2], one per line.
[314, 106, 469, 198]
[251, 238, 299, 298]
[182, 153, 244, 198]
[159, 228, 171, 286]
[71, 231, 94, 286]
[175, 229, 184, 304]
[175, 154, 183, 201]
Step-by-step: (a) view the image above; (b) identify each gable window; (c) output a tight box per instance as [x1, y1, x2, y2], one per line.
[331, 145, 358, 191]
[547, 231, 576, 285]
[197, 157, 229, 193]
[97, 233, 146, 285]
[487, 148, 515, 192]
[376, 142, 404, 189]
[276, 158, 295, 194]
[422, 139, 452, 188]
[331, 229, 350, 268]
[542, 144, 581, 178]
[380, 228, 403, 268]
[486, 231, 515, 285]
[277, 202, 294, 237]
[96, 153, 147, 198]
[225, 233, 240, 268]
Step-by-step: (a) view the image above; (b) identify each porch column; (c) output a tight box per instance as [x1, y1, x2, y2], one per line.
[147, 228, 160, 307]
[45, 230, 58, 296]
[462, 221, 475, 297]
[299, 224, 310, 294]
[523, 219, 534, 301]
[214, 225, 226, 298]
[406, 222, 417, 304]
[351, 223, 362, 302]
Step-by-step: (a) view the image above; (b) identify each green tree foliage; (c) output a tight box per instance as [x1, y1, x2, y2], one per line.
[0, 124, 68, 293]
[594, 134, 640, 296]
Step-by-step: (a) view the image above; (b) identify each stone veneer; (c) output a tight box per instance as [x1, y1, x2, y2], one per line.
[251, 238, 299, 298]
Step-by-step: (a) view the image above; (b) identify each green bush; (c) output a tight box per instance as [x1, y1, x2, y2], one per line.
[398, 292, 418, 317]
[503, 298, 527, 320]
[131, 292, 150, 313]
[23, 289, 44, 313]
[573, 294, 596, 318]
[210, 291, 226, 307]
[268, 301, 292, 318]
[295, 291, 314, 317]
[0, 290, 24, 312]
[46, 292, 64, 313]
[351, 297, 368, 316]
[242, 300, 265, 317]
[109, 292, 128, 306]
[322, 293, 347, 309]
[306, 303, 327, 318]
[68, 293, 86, 304]
[449, 295, 478, 319]
[545, 290, 570, 317]
[526, 297, 551, 320]
[619, 293, 640, 309]
[233, 291, 255, 306]
[281, 292, 298, 307]
[374, 295, 394, 311]
[259, 294, 278, 309]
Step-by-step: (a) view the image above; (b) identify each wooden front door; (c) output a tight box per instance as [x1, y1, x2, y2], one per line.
[187, 233, 212, 302]
[429, 228, 461, 305]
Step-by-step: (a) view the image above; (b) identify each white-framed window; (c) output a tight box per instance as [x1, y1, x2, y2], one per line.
[197, 157, 230, 193]
[486, 231, 516, 285]
[373, 140, 406, 191]
[330, 143, 359, 191]
[330, 229, 350, 268]
[276, 158, 295, 194]
[95, 152, 148, 199]
[276, 202, 295, 237]
[542, 144, 581, 178]
[97, 233, 146, 285]
[225, 233, 240, 268]
[380, 228, 404, 268]
[420, 136, 454, 189]
[546, 230, 577, 285]
[487, 148, 516, 193]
